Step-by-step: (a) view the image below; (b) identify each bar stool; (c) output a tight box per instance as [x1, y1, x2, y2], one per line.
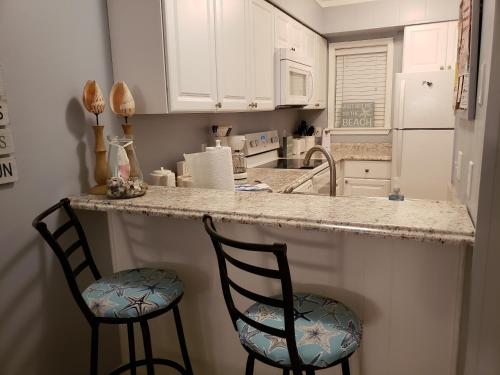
[203, 215, 362, 375]
[33, 198, 193, 375]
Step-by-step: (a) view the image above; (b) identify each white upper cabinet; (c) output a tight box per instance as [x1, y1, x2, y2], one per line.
[304, 34, 328, 109]
[249, 0, 275, 110]
[164, 0, 218, 112]
[403, 21, 458, 73]
[215, 0, 251, 111]
[108, 0, 324, 114]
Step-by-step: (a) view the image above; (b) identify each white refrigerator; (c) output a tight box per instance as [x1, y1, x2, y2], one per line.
[392, 71, 455, 200]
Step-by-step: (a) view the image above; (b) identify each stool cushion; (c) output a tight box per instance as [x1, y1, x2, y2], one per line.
[236, 293, 362, 368]
[82, 268, 183, 319]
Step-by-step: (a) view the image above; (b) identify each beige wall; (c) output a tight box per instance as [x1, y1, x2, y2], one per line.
[0, 1, 121, 374]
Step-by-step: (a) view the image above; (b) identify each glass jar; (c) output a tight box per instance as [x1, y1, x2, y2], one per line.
[106, 136, 147, 199]
[232, 150, 247, 176]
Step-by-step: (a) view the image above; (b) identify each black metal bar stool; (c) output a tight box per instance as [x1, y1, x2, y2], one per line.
[203, 215, 362, 375]
[33, 198, 193, 375]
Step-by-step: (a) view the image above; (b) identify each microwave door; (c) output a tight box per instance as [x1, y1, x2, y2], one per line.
[281, 60, 310, 105]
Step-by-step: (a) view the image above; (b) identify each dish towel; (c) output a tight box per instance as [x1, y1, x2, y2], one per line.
[235, 183, 273, 192]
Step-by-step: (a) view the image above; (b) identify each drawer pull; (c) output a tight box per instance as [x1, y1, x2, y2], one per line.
[364, 169, 370, 173]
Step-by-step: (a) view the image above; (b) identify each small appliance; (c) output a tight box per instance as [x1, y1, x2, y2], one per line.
[275, 48, 314, 108]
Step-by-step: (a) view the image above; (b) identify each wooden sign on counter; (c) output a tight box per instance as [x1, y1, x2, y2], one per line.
[0, 156, 18, 184]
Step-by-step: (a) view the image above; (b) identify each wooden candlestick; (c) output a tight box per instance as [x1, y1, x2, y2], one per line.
[83, 80, 107, 195]
[89, 125, 107, 195]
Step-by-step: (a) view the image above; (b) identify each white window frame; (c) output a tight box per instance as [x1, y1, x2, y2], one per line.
[328, 38, 394, 135]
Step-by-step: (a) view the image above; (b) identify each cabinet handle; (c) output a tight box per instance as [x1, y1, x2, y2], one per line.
[248, 103, 253, 108]
[215, 102, 222, 109]
[447, 65, 452, 70]
[345, 180, 349, 184]
[254, 102, 258, 108]
[315, 103, 320, 107]
[291, 47, 296, 52]
[440, 66, 445, 70]
[365, 169, 370, 173]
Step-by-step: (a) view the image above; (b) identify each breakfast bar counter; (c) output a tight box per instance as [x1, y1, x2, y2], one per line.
[70, 185, 475, 246]
[70, 185, 474, 375]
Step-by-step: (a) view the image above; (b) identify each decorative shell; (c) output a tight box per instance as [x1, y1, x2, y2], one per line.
[109, 81, 135, 118]
[82, 80, 105, 115]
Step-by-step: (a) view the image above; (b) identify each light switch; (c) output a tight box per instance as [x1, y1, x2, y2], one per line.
[467, 161, 474, 199]
[456, 151, 463, 181]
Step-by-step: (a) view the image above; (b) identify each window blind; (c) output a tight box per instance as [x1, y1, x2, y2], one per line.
[334, 47, 388, 128]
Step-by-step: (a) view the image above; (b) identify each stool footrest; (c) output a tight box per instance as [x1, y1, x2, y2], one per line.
[109, 357, 188, 375]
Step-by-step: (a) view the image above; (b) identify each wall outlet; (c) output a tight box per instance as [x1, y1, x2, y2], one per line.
[467, 161, 475, 199]
[456, 151, 463, 181]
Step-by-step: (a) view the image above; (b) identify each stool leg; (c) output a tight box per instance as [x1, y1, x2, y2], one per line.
[173, 305, 193, 375]
[306, 369, 315, 375]
[90, 323, 99, 375]
[245, 355, 254, 375]
[140, 320, 155, 375]
[341, 359, 350, 375]
[282, 370, 290, 375]
[127, 323, 136, 375]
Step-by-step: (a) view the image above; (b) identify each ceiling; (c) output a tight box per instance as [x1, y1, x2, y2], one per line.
[315, 0, 381, 7]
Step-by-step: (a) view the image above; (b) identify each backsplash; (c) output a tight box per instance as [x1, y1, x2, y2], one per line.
[131, 109, 302, 176]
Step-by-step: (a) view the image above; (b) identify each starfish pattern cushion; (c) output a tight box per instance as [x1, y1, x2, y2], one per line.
[82, 268, 183, 318]
[236, 293, 362, 368]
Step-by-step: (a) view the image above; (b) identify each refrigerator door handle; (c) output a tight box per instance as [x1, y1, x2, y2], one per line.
[397, 80, 406, 130]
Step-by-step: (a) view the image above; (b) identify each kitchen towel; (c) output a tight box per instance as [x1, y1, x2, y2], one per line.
[184, 144, 235, 191]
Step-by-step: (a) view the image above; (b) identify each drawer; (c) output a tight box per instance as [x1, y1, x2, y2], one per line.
[343, 160, 391, 179]
[344, 178, 391, 197]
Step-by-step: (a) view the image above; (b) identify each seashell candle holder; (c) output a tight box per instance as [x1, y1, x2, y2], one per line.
[82, 80, 107, 195]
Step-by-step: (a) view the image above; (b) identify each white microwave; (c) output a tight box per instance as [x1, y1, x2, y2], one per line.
[275, 48, 313, 108]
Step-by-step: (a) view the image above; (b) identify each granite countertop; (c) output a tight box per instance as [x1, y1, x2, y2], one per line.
[71, 186, 475, 246]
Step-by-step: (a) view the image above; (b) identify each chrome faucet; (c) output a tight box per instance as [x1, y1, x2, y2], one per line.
[303, 146, 336, 197]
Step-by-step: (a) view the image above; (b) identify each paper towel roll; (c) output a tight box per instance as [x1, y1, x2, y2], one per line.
[184, 145, 235, 191]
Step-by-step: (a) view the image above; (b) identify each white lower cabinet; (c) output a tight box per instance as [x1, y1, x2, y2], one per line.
[344, 178, 391, 197]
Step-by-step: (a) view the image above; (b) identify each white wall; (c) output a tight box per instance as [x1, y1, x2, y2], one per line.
[268, 0, 324, 32]
[322, 0, 459, 36]
[461, 1, 500, 374]
[0, 1, 121, 374]
[451, 0, 495, 223]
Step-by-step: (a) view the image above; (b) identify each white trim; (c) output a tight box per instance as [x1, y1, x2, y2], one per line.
[328, 38, 394, 135]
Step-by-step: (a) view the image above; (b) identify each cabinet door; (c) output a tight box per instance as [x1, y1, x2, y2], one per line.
[249, 0, 275, 110]
[403, 22, 449, 73]
[304, 34, 327, 109]
[164, 0, 218, 112]
[317, 36, 328, 108]
[288, 20, 303, 54]
[215, 0, 250, 111]
[343, 178, 391, 197]
[303, 28, 315, 62]
[445, 21, 458, 71]
[274, 10, 289, 49]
